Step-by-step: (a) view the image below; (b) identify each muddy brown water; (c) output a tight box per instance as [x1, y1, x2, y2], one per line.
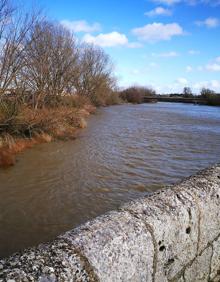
[0, 103, 220, 258]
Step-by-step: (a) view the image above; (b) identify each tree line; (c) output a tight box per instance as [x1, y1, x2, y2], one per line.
[0, 0, 118, 110]
[168, 87, 220, 106]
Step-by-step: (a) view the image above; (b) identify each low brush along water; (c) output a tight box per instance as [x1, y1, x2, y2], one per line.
[0, 102, 220, 257]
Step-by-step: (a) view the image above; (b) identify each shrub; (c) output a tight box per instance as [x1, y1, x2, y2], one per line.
[61, 95, 91, 108]
[0, 99, 20, 121]
[200, 88, 220, 106]
[105, 91, 122, 106]
[120, 86, 156, 104]
[205, 94, 220, 106]
[201, 88, 215, 99]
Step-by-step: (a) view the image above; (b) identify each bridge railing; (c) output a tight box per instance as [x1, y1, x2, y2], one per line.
[1, 165, 220, 281]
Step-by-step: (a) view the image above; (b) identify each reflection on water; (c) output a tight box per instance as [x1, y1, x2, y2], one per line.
[0, 102, 220, 257]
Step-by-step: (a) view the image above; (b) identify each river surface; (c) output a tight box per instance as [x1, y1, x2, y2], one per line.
[0, 103, 220, 258]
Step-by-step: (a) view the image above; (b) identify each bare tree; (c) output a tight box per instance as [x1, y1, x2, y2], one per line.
[0, 0, 41, 97]
[0, 1, 117, 108]
[0, 0, 14, 40]
[74, 44, 115, 105]
[21, 21, 78, 108]
[182, 87, 193, 98]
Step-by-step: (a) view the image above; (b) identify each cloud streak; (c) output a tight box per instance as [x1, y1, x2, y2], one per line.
[61, 20, 101, 33]
[132, 23, 184, 42]
[152, 0, 181, 5]
[83, 31, 142, 48]
[152, 51, 179, 57]
[145, 6, 172, 17]
[153, 0, 220, 5]
[195, 17, 219, 28]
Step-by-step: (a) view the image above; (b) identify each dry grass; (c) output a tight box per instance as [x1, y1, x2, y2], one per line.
[0, 100, 96, 168]
[61, 94, 91, 108]
[0, 104, 94, 137]
[0, 91, 119, 168]
[0, 133, 53, 167]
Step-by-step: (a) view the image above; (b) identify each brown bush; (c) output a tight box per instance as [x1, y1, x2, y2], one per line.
[0, 103, 92, 139]
[120, 86, 156, 104]
[61, 95, 91, 108]
[104, 91, 122, 106]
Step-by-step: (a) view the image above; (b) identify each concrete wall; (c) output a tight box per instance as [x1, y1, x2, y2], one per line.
[0, 164, 220, 282]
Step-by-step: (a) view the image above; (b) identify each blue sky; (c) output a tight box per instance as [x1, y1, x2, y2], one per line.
[29, 0, 220, 93]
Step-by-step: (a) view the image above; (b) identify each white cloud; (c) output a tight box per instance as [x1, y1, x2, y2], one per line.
[193, 0, 220, 5]
[145, 6, 172, 17]
[123, 79, 220, 94]
[82, 31, 143, 48]
[203, 56, 220, 72]
[195, 17, 219, 28]
[211, 80, 220, 88]
[61, 20, 101, 33]
[153, 0, 220, 5]
[192, 56, 220, 72]
[83, 32, 128, 47]
[153, 0, 181, 5]
[152, 51, 179, 57]
[149, 62, 158, 67]
[127, 42, 143, 48]
[176, 77, 188, 85]
[186, 65, 193, 72]
[202, 0, 220, 6]
[132, 23, 184, 42]
[206, 63, 220, 71]
[188, 49, 200, 55]
[193, 80, 220, 91]
[197, 66, 204, 71]
[189, 57, 220, 72]
[130, 69, 141, 75]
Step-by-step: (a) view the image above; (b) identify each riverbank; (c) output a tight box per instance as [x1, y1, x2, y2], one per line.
[119, 87, 220, 106]
[0, 103, 220, 258]
[0, 102, 96, 168]
[0, 98, 219, 168]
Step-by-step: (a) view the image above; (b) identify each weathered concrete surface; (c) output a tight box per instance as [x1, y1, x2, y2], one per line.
[211, 236, 220, 280]
[61, 211, 154, 282]
[0, 164, 220, 282]
[0, 238, 94, 282]
[184, 246, 212, 282]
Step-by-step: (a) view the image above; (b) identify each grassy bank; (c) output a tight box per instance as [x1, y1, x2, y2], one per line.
[0, 96, 97, 168]
[0, 0, 123, 167]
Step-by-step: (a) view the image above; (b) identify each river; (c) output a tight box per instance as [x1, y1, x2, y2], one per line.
[0, 102, 220, 258]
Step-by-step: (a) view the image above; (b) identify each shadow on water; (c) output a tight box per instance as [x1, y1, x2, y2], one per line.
[0, 102, 220, 257]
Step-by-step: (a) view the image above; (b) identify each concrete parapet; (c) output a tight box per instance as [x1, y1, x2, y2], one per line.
[0, 165, 220, 281]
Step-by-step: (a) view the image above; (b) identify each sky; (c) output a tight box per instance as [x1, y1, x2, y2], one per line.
[25, 0, 220, 93]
